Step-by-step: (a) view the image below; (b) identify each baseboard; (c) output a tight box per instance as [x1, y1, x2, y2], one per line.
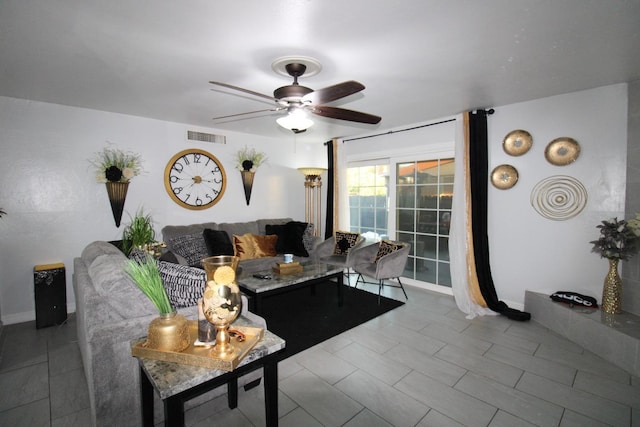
[1, 303, 76, 325]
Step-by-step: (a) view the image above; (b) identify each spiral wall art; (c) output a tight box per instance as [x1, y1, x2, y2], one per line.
[530, 175, 588, 220]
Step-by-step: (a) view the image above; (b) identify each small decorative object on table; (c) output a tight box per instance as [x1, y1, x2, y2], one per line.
[590, 216, 640, 314]
[273, 261, 303, 275]
[201, 256, 243, 356]
[89, 145, 143, 227]
[125, 256, 190, 351]
[235, 145, 267, 205]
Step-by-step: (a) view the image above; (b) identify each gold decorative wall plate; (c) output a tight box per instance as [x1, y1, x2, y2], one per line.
[503, 130, 532, 156]
[545, 137, 580, 166]
[491, 164, 519, 189]
[530, 175, 588, 220]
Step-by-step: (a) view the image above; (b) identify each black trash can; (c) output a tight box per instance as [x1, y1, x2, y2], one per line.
[34, 263, 67, 328]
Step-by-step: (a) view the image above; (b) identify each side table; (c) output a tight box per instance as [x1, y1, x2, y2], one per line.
[136, 328, 285, 427]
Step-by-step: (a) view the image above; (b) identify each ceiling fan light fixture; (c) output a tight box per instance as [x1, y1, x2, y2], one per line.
[276, 110, 314, 132]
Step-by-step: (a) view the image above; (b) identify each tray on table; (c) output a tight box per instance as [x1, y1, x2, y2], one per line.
[131, 321, 263, 371]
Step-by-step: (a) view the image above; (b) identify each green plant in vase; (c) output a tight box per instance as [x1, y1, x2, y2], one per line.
[122, 209, 156, 256]
[125, 256, 189, 351]
[125, 256, 172, 314]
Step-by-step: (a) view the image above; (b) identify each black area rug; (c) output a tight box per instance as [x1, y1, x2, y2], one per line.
[258, 282, 404, 360]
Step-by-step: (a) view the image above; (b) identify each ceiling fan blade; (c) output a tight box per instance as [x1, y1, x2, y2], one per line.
[209, 81, 277, 102]
[302, 81, 365, 105]
[312, 106, 381, 124]
[212, 107, 282, 120]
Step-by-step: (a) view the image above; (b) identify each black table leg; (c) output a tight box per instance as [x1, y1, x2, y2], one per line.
[140, 367, 155, 427]
[263, 355, 279, 427]
[337, 273, 344, 306]
[164, 395, 185, 427]
[254, 294, 263, 315]
[227, 378, 238, 408]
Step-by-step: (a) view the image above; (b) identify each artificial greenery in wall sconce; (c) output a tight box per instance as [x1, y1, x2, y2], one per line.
[235, 146, 267, 205]
[89, 145, 143, 227]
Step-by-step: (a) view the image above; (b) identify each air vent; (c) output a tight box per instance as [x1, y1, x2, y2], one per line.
[187, 130, 226, 144]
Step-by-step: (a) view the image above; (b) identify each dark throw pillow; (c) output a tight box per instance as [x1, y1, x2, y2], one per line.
[333, 231, 360, 255]
[266, 221, 309, 257]
[550, 291, 598, 308]
[202, 229, 234, 256]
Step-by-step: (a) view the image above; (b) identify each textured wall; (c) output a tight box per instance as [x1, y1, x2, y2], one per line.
[623, 80, 640, 316]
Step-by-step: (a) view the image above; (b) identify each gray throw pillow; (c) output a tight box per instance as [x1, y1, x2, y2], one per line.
[169, 233, 209, 268]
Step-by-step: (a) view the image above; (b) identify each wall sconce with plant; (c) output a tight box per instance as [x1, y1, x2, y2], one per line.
[235, 146, 267, 205]
[90, 145, 143, 227]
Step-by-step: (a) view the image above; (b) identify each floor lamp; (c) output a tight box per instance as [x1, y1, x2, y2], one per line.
[298, 168, 326, 237]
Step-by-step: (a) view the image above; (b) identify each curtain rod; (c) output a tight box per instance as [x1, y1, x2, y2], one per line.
[338, 117, 457, 143]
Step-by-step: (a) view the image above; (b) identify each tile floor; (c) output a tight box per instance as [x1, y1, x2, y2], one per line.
[1, 282, 639, 426]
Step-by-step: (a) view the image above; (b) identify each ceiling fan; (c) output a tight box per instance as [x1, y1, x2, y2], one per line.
[209, 61, 381, 133]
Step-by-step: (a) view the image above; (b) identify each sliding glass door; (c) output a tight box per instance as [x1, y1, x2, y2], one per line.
[396, 158, 453, 287]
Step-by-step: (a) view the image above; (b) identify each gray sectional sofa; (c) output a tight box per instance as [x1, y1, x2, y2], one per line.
[73, 241, 267, 427]
[161, 217, 318, 273]
[73, 218, 318, 426]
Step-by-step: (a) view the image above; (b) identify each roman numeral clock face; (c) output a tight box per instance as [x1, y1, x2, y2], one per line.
[164, 149, 227, 210]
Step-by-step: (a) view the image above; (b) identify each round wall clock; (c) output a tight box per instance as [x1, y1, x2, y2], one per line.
[164, 149, 227, 210]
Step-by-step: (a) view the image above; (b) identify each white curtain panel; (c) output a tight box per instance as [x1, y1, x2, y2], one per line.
[449, 114, 496, 319]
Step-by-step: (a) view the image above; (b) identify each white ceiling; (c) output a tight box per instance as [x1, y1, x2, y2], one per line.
[1, 0, 639, 143]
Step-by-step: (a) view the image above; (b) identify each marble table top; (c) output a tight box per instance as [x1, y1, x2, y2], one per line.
[136, 317, 285, 399]
[237, 261, 343, 294]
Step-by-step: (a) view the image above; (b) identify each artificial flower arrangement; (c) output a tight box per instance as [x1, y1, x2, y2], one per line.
[235, 146, 267, 172]
[590, 216, 640, 260]
[90, 145, 143, 183]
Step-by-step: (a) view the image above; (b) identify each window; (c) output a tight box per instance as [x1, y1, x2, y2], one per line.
[396, 158, 453, 287]
[347, 164, 389, 242]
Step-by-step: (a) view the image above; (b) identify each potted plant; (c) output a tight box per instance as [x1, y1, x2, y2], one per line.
[89, 145, 144, 227]
[122, 209, 156, 256]
[125, 256, 190, 351]
[235, 146, 267, 206]
[590, 216, 640, 314]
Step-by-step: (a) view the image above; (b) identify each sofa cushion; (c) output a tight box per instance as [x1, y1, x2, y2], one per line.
[265, 221, 309, 257]
[81, 241, 124, 266]
[203, 229, 234, 256]
[333, 231, 360, 255]
[218, 221, 260, 243]
[170, 232, 209, 268]
[88, 254, 157, 319]
[157, 261, 206, 308]
[162, 222, 218, 251]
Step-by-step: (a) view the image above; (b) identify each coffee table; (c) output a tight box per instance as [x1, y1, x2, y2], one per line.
[136, 317, 285, 427]
[237, 261, 344, 315]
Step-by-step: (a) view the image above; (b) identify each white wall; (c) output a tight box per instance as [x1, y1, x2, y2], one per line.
[488, 84, 628, 307]
[340, 84, 627, 309]
[0, 96, 327, 324]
